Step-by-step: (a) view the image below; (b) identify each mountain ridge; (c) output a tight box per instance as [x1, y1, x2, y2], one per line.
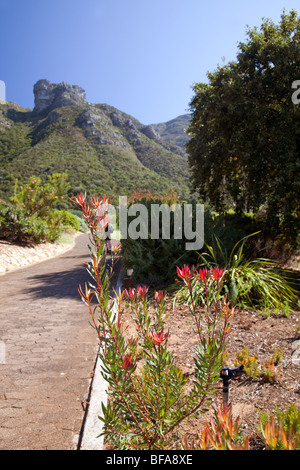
[0, 80, 191, 205]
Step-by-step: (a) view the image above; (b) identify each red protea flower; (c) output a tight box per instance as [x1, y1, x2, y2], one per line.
[122, 355, 132, 370]
[69, 192, 87, 207]
[212, 267, 225, 280]
[92, 195, 104, 209]
[69, 192, 93, 220]
[176, 264, 191, 281]
[125, 285, 148, 300]
[125, 287, 136, 299]
[154, 290, 165, 302]
[136, 285, 148, 298]
[196, 267, 208, 282]
[149, 328, 169, 346]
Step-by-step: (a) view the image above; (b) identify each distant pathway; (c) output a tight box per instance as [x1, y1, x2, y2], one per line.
[0, 233, 117, 450]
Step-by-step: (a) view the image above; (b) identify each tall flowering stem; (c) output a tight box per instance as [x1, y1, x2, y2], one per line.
[73, 192, 234, 450]
[168, 264, 234, 435]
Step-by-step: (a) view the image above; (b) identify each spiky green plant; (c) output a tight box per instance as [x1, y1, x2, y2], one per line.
[175, 233, 298, 311]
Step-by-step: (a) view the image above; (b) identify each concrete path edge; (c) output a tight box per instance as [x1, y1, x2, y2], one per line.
[78, 265, 124, 450]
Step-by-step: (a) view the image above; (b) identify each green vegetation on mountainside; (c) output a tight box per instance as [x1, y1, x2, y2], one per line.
[152, 114, 191, 152]
[0, 100, 190, 206]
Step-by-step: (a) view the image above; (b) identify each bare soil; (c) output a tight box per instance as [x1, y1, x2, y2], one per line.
[104, 275, 300, 450]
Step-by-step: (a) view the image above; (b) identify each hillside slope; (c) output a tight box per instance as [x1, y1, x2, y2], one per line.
[152, 114, 191, 154]
[0, 80, 191, 205]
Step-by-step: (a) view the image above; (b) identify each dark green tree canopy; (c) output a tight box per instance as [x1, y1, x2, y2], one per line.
[187, 10, 300, 240]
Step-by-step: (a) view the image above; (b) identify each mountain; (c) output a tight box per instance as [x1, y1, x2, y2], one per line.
[152, 114, 191, 155]
[0, 79, 191, 206]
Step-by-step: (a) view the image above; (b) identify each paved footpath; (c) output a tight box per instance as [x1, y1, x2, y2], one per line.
[0, 233, 117, 450]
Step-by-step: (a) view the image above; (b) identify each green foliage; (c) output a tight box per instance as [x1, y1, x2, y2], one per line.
[175, 233, 298, 311]
[56, 209, 80, 232]
[11, 171, 70, 217]
[275, 403, 300, 438]
[120, 191, 200, 286]
[153, 114, 191, 151]
[121, 196, 269, 288]
[0, 122, 31, 161]
[258, 403, 300, 449]
[187, 10, 300, 244]
[0, 204, 62, 243]
[0, 101, 190, 204]
[0, 172, 70, 243]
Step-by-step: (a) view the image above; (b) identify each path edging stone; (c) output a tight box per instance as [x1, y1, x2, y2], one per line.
[0, 232, 81, 275]
[78, 266, 124, 450]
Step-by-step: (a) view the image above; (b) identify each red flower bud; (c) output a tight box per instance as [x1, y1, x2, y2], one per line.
[125, 285, 148, 299]
[136, 285, 148, 298]
[176, 264, 191, 281]
[154, 290, 165, 302]
[212, 267, 225, 280]
[149, 328, 169, 345]
[196, 267, 208, 282]
[122, 355, 132, 370]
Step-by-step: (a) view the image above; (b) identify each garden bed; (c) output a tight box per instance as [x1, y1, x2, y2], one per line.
[104, 292, 300, 449]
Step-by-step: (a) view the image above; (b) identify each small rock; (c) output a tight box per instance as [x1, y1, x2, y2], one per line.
[291, 340, 300, 351]
[291, 349, 300, 365]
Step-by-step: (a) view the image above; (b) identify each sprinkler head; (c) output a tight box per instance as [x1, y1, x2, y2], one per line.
[220, 365, 244, 384]
[220, 365, 244, 405]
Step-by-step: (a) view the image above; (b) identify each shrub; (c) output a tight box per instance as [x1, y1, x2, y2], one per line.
[55, 210, 80, 232]
[175, 233, 298, 311]
[11, 172, 70, 218]
[120, 190, 204, 286]
[72, 192, 235, 450]
[0, 204, 63, 243]
[0, 172, 69, 244]
[68, 209, 88, 232]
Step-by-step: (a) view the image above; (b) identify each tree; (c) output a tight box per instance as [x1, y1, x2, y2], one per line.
[187, 10, 300, 242]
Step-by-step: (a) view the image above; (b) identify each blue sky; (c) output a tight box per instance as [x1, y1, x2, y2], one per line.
[0, 0, 298, 124]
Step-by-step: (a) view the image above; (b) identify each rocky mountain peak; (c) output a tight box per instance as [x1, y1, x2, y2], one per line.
[33, 79, 86, 113]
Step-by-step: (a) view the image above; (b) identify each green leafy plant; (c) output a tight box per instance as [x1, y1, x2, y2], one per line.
[120, 190, 199, 286]
[233, 346, 283, 383]
[0, 204, 62, 243]
[258, 404, 300, 450]
[176, 233, 298, 311]
[0, 172, 70, 243]
[72, 192, 235, 450]
[258, 403, 300, 450]
[55, 209, 80, 232]
[180, 403, 250, 450]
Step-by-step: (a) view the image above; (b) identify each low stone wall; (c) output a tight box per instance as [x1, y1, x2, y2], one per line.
[0, 234, 78, 274]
